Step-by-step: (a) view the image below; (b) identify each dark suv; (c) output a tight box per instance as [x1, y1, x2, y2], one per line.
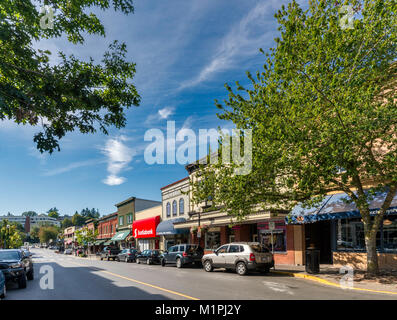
[160, 244, 204, 268]
[0, 249, 34, 289]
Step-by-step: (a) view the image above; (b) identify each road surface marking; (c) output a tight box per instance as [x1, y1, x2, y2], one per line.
[66, 260, 199, 300]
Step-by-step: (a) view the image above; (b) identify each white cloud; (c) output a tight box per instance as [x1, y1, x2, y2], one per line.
[43, 159, 103, 176]
[179, 0, 282, 90]
[145, 106, 175, 124]
[101, 135, 135, 186]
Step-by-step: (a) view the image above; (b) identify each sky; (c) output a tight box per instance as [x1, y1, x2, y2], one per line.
[0, 0, 303, 217]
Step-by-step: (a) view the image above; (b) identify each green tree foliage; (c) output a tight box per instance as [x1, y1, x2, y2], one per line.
[72, 213, 86, 227]
[30, 226, 40, 242]
[61, 217, 73, 229]
[0, 0, 140, 153]
[80, 208, 100, 219]
[38, 226, 59, 244]
[75, 228, 98, 250]
[0, 220, 23, 248]
[192, 0, 396, 274]
[47, 207, 59, 219]
[22, 211, 38, 217]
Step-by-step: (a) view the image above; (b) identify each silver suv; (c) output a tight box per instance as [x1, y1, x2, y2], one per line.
[201, 242, 274, 276]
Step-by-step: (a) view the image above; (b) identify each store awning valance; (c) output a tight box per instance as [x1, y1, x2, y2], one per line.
[287, 191, 397, 224]
[111, 230, 130, 241]
[156, 218, 190, 235]
[103, 240, 113, 245]
[94, 240, 105, 245]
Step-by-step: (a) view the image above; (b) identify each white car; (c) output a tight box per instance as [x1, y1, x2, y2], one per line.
[202, 242, 274, 276]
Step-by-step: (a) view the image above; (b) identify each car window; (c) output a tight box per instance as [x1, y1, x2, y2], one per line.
[0, 251, 21, 260]
[178, 245, 184, 252]
[169, 246, 178, 253]
[228, 245, 241, 253]
[216, 245, 229, 254]
[250, 244, 270, 253]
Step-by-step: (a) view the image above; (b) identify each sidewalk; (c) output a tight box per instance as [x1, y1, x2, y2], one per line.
[272, 264, 397, 294]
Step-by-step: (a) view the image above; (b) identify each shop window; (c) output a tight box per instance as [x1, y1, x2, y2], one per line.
[166, 202, 171, 217]
[336, 218, 381, 252]
[119, 216, 124, 226]
[205, 231, 221, 250]
[179, 198, 184, 215]
[127, 214, 133, 224]
[172, 200, 177, 216]
[383, 216, 397, 252]
[259, 230, 286, 252]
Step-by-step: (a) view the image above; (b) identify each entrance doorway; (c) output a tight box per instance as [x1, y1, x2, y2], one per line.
[305, 221, 332, 264]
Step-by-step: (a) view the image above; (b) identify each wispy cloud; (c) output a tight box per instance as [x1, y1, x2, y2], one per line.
[100, 135, 135, 186]
[145, 106, 175, 124]
[43, 159, 104, 176]
[179, 0, 281, 90]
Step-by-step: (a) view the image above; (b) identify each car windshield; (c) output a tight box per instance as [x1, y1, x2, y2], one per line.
[0, 251, 21, 260]
[249, 244, 270, 253]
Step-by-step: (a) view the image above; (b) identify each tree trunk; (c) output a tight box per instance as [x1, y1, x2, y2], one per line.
[364, 230, 379, 275]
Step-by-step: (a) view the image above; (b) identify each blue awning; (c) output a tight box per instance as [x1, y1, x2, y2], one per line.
[156, 218, 190, 235]
[286, 191, 397, 224]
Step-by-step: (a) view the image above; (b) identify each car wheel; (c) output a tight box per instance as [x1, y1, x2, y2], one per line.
[100, 257, 103, 261]
[125, 257, 129, 263]
[27, 270, 34, 280]
[176, 258, 183, 268]
[236, 262, 247, 276]
[146, 258, 151, 265]
[18, 272, 27, 289]
[263, 266, 271, 274]
[0, 285, 6, 299]
[161, 259, 166, 267]
[204, 260, 213, 272]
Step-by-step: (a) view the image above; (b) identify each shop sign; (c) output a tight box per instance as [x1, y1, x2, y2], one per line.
[132, 216, 160, 239]
[207, 227, 221, 232]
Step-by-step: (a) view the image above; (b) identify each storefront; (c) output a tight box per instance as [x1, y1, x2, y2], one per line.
[111, 230, 134, 249]
[288, 190, 397, 269]
[156, 217, 190, 250]
[132, 216, 161, 251]
[257, 220, 287, 253]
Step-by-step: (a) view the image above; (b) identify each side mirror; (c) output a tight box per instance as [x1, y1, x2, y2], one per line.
[214, 250, 218, 255]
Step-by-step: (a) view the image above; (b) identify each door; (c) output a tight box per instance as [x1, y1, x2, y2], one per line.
[212, 245, 229, 267]
[167, 246, 178, 263]
[224, 244, 241, 267]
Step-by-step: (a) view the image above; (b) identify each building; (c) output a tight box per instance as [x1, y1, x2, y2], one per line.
[64, 226, 79, 249]
[132, 206, 162, 251]
[113, 197, 161, 249]
[170, 160, 300, 265]
[157, 177, 190, 250]
[0, 214, 60, 233]
[96, 213, 118, 248]
[287, 190, 397, 270]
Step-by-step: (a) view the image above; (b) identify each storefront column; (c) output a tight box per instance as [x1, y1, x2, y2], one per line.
[220, 226, 228, 245]
[235, 224, 251, 242]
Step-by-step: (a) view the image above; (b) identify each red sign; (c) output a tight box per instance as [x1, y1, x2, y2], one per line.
[132, 216, 160, 239]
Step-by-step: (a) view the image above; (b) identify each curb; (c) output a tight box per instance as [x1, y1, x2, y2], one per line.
[271, 270, 397, 296]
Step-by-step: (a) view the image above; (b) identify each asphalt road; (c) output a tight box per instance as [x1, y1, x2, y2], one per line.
[4, 248, 396, 300]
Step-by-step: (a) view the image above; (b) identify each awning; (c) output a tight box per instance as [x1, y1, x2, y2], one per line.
[111, 230, 130, 241]
[156, 218, 190, 235]
[287, 191, 397, 224]
[94, 240, 105, 245]
[103, 240, 113, 245]
[132, 216, 160, 239]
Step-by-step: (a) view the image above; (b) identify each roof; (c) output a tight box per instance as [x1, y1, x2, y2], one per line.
[160, 177, 189, 190]
[115, 196, 136, 208]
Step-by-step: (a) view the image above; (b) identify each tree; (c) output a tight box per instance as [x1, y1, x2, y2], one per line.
[30, 226, 40, 242]
[61, 218, 73, 229]
[75, 228, 98, 254]
[0, 220, 23, 249]
[192, 0, 396, 275]
[72, 213, 86, 227]
[80, 208, 100, 219]
[38, 226, 59, 244]
[47, 207, 59, 219]
[22, 211, 37, 217]
[0, 0, 140, 153]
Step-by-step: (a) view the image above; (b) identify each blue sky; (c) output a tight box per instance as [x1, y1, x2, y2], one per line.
[0, 0, 300, 216]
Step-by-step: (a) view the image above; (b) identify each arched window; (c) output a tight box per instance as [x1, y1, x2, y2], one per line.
[172, 200, 177, 216]
[179, 198, 184, 215]
[166, 202, 171, 217]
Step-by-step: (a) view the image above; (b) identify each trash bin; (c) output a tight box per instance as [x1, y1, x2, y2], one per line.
[305, 248, 320, 274]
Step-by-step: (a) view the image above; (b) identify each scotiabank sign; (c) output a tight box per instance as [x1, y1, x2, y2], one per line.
[132, 216, 160, 239]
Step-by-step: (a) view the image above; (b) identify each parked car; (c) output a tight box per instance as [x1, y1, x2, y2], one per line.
[100, 246, 121, 261]
[21, 248, 32, 257]
[116, 249, 139, 262]
[201, 242, 274, 276]
[160, 244, 204, 268]
[64, 249, 73, 255]
[0, 268, 5, 299]
[0, 249, 34, 289]
[136, 249, 163, 265]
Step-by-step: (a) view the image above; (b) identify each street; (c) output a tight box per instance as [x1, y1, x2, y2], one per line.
[4, 248, 396, 300]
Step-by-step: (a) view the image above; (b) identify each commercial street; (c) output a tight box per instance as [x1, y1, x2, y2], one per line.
[4, 248, 396, 300]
